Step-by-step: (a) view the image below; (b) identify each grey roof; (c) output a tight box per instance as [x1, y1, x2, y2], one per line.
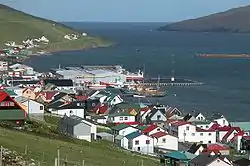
[14, 96, 29, 103]
[60, 115, 91, 126]
[97, 132, 113, 137]
[190, 155, 227, 166]
[234, 158, 250, 166]
[43, 79, 73, 87]
[115, 135, 124, 140]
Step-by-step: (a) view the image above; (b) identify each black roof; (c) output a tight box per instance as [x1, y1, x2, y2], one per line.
[47, 101, 65, 109]
[59, 101, 85, 109]
[188, 143, 207, 154]
[43, 79, 73, 87]
[234, 158, 250, 166]
[11, 80, 40, 86]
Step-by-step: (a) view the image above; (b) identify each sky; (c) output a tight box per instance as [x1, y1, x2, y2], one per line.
[1, 0, 250, 22]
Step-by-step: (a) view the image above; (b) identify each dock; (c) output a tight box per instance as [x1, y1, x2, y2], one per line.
[141, 77, 204, 87]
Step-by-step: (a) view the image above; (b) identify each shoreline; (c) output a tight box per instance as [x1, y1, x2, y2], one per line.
[196, 53, 250, 58]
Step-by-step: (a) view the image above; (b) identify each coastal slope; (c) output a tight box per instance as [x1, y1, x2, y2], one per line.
[159, 5, 250, 33]
[0, 4, 111, 52]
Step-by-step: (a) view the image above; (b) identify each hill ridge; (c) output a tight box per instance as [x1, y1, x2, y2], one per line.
[159, 5, 250, 33]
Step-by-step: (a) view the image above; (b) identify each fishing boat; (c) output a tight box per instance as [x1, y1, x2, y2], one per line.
[136, 76, 166, 97]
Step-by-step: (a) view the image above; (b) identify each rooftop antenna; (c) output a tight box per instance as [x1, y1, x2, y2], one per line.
[171, 54, 175, 82]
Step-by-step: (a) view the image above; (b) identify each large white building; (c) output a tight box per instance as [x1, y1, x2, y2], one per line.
[168, 121, 216, 144]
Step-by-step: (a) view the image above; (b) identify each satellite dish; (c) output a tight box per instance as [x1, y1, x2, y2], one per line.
[171, 77, 175, 82]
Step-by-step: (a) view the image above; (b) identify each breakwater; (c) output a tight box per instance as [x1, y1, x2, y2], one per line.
[141, 77, 204, 87]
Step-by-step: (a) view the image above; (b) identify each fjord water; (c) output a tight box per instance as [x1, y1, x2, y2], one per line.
[25, 22, 250, 121]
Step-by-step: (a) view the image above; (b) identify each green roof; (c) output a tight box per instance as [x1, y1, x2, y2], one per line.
[5, 89, 17, 96]
[0, 109, 26, 120]
[108, 112, 133, 117]
[135, 125, 148, 131]
[125, 131, 141, 139]
[111, 123, 130, 131]
[163, 151, 196, 160]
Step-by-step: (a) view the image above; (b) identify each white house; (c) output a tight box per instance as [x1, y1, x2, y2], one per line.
[222, 127, 242, 143]
[126, 131, 154, 154]
[142, 124, 165, 136]
[104, 94, 123, 106]
[190, 155, 234, 166]
[14, 96, 44, 120]
[146, 108, 167, 123]
[49, 101, 85, 118]
[192, 121, 215, 130]
[151, 132, 178, 151]
[60, 115, 97, 142]
[229, 131, 245, 152]
[107, 112, 136, 124]
[115, 135, 129, 149]
[111, 123, 138, 136]
[168, 121, 216, 143]
[212, 114, 229, 127]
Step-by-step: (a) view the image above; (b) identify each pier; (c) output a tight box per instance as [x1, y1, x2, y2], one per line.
[141, 77, 204, 87]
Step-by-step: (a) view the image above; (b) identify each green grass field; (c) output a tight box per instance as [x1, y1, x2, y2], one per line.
[0, 127, 159, 166]
[0, 5, 112, 51]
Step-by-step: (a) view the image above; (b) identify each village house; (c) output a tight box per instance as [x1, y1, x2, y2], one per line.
[190, 154, 234, 166]
[42, 79, 74, 91]
[126, 131, 154, 154]
[160, 151, 197, 166]
[151, 131, 178, 151]
[188, 143, 207, 155]
[59, 115, 97, 142]
[183, 112, 206, 122]
[0, 91, 27, 124]
[22, 87, 37, 100]
[229, 131, 246, 152]
[107, 111, 137, 124]
[221, 127, 242, 143]
[142, 124, 165, 136]
[140, 107, 152, 123]
[15, 96, 44, 121]
[146, 108, 167, 127]
[165, 106, 182, 119]
[210, 113, 229, 127]
[49, 101, 85, 118]
[0, 61, 8, 71]
[35, 91, 58, 103]
[114, 134, 129, 149]
[192, 121, 214, 130]
[111, 123, 138, 136]
[168, 121, 216, 143]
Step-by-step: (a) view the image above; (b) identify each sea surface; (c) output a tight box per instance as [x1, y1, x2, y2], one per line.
[24, 22, 250, 121]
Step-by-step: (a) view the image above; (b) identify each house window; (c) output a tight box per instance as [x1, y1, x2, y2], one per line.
[119, 117, 123, 121]
[157, 115, 161, 120]
[192, 133, 195, 136]
[200, 133, 203, 136]
[146, 140, 150, 144]
[200, 126, 203, 128]
[157, 128, 160, 131]
[162, 138, 166, 143]
[135, 140, 139, 145]
[223, 120, 226, 124]
[184, 133, 186, 136]
[40, 106, 44, 110]
[206, 125, 209, 128]
[186, 126, 189, 131]
[200, 141, 203, 143]
[137, 147, 140, 151]
[208, 133, 212, 136]
[124, 117, 128, 120]
[208, 141, 211, 143]
[0, 101, 15, 106]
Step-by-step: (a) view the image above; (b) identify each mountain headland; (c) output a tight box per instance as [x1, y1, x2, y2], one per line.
[0, 4, 112, 54]
[159, 5, 250, 33]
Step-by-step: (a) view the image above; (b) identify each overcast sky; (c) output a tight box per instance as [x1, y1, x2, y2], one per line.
[1, 0, 250, 22]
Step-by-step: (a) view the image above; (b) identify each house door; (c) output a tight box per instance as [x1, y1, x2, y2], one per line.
[137, 147, 140, 151]
[91, 133, 95, 141]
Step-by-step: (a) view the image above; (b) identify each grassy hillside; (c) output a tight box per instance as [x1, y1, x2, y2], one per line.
[0, 5, 111, 51]
[159, 5, 250, 33]
[0, 127, 159, 166]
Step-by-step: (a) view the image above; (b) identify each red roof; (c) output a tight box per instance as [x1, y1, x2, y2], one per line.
[115, 121, 140, 125]
[209, 123, 233, 132]
[207, 144, 230, 151]
[230, 131, 245, 142]
[140, 107, 150, 112]
[150, 131, 167, 138]
[75, 95, 88, 101]
[38, 91, 57, 100]
[222, 127, 242, 141]
[196, 127, 215, 132]
[142, 124, 158, 133]
[243, 136, 250, 140]
[171, 121, 192, 127]
[0, 91, 27, 118]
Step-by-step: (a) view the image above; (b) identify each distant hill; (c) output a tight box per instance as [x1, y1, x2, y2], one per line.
[0, 4, 111, 52]
[159, 5, 250, 33]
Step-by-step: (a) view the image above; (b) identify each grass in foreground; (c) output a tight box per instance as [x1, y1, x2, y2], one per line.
[0, 127, 159, 166]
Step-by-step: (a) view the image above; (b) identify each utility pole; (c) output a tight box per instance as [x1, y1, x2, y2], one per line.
[0, 146, 3, 166]
[57, 148, 60, 166]
[82, 160, 85, 166]
[54, 157, 58, 166]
